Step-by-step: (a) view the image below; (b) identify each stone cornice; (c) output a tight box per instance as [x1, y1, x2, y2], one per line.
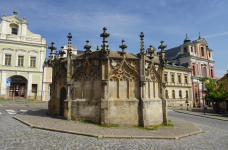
[0, 39, 48, 47]
[28, 50, 38, 53]
[179, 55, 215, 63]
[0, 69, 43, 73]
[15, 49, 26, 52]
[0, 15, 28, 25]
[165, 66, 192, 72]
[2, 48, 14, 51]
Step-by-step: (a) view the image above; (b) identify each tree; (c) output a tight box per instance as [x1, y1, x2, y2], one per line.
[204, 78, 228, 103]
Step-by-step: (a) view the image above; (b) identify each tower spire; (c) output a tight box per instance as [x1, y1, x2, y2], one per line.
[140, 32, 145, 54]
[84, 40, 91, 54]
[100, 27, 110, 56]
[119, 39, 127, 58]
[48, 42, 56, 60]
[198, 32, 201, 39]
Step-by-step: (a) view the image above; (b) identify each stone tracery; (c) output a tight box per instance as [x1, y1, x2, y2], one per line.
[109, 59, 139, 82]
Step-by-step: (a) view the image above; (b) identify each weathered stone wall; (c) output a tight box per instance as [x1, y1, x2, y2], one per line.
[47, 30, 168, 127]
[109, 100, 139, 126]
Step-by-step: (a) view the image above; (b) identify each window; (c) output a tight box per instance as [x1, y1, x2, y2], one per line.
[5, 55, 11, 65]
[172, 90, 175, 98]
[171, 75, 174, 83]
[186, 91, 188, 98]
[179, 90, 182, 98]
[30, 57, 36, 67]
[209, 52, 211, 57]
[191, 47, 193, 52]
[165, 90, 168, 99]
[12, 28, 18, 35]
[192, 66, 195, 75]
[32, 84, 37, 93]
[178, 75, 181, 83]
[203, 67, 207, 77]
[18, 56, 24, 66]
[165, 74, 167, 82]
[211, 69, 213, 78]
[185, 76, 187, 84]
[201, 47, 204, 56]
[184, 47, 187, 53]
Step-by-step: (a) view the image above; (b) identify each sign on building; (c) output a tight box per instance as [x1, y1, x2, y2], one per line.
[6, 78, 11, 87]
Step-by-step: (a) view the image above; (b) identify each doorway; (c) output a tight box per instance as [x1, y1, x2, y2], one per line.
[9, 75, 27, 98]
[60, 87, 66, 116]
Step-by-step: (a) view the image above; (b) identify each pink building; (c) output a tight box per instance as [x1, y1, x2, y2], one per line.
[164, 34, 215, 108]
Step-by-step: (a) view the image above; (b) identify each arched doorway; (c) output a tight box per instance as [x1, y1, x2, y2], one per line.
[9, 75, 27, 98]
[60, 87, 66, 116]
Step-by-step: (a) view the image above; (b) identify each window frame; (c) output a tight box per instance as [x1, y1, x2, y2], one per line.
[5, 54, 11, 66]
[184, 47, 187, 53]
[171, 75, 174, 83]
[165, 74, 167, 82]
[11, 28, 18, 35]
[201, 47, 204, 56]
[32, 84, 37, 93]
[18, 56, 24, 67]
[178, 75, 181, 83]
[186, 90, 188, 98]
[185, 76, 187, 84]
[30, 57, 36, 67]
[172, 90, 175, 99]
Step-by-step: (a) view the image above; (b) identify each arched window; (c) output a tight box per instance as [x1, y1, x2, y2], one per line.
[192, 66, 195, 76]
[172, 90, 175, 98]
[191, 47, 193, 52]
[186, 91, 188, 98]
[211, 69, 213, 78]
[184, 47, 187, 53]
[179, 90, 182, 98]
[203, 67, 207, 77]
[165, 90, 168, 99]
[201, 47, 204, 56]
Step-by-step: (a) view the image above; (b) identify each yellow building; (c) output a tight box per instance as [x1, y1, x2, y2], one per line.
[164, 62, 193, 108]
[219, 72, 228, 110]
[0, 11, 47, 100]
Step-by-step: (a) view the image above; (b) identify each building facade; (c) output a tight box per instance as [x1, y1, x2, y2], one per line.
[0, 12, 47, 100]
[48, 28, 168, 127]
[164, 34, 215, 108]
[164, 62, 193, 107]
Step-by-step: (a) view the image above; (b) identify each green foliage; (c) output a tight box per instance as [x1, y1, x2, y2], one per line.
[203, 78, 228, 103]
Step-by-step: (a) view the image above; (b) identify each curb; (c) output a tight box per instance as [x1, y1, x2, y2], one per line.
[13, 115, 203, 140]
[173, 110, 228, 121]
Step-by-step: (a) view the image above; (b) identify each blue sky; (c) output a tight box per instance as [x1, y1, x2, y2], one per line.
[0, 0, 228, 77]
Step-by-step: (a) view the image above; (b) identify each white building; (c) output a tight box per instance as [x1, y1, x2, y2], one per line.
[0, 11, 47, 100]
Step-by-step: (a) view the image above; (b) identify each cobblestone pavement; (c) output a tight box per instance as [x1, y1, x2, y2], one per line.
[0, 99, 48, 108]
[0, 109, 228, 149]
[13, 109, 200, 137]
[173, 109, 228, 121]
